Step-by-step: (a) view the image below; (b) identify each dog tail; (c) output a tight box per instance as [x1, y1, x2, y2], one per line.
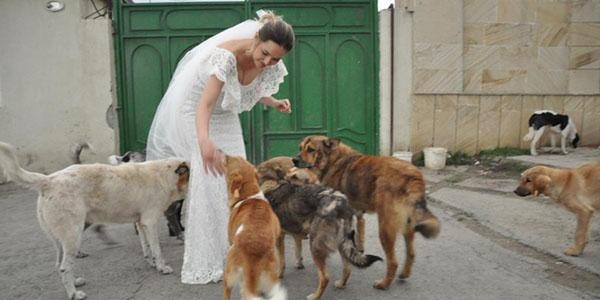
[340, 230, 383, 268]
[523, 127, 534, 142]
[70, 142, 90, 164]
[414, 197, 440, 239]
[0, 142, 47, 189]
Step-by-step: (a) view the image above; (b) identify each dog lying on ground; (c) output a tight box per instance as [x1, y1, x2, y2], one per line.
[0, 141, 189, 300]
[514, 161, 600, 256]
[523, 110, 580, 156]
[294, 136, 441, 290]
[258, 156, 382, 300]
[109, 150, 185, 240]
[223, 155, 286, 300]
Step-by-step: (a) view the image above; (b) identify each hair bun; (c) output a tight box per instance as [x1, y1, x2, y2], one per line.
[256, 9, 281, 24]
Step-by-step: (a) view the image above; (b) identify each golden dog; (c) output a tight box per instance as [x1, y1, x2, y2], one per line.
[223, 155, 286, 300]
[293, 136, 441, 289]
[514, 161, 600, 256]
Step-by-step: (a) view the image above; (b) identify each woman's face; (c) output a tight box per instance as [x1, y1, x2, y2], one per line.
[251, 40, 287, 69]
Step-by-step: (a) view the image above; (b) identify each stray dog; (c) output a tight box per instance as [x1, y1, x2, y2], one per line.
[257, 156, 317, 270]
[223, 155, 286, 300]
[0, 141, 189, 300]
[523, 110, 580, 156]
[109, 150, 185, 240]
[294, 136, 441, 290]
[258, 157, 382, 300]
[514, 161, 600, 256]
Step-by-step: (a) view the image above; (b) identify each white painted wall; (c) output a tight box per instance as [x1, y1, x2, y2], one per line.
[0, 0, 117, 175]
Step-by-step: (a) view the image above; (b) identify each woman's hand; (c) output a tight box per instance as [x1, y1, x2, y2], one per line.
[200, 138, 225, 176]
[274, 98, 291, 113]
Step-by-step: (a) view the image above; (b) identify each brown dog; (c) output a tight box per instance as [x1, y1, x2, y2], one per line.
[293, 136, 441, 289]
[257, 156, 319, 270]
[514, 161, 600, 256]
[223, 155, 286, 300]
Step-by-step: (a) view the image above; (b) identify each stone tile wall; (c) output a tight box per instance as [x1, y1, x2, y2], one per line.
[410, 95, 600, 154]
[407, 0, 600, 154]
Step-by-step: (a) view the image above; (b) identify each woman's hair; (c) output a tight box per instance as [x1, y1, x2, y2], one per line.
[258, 11, 295, 52]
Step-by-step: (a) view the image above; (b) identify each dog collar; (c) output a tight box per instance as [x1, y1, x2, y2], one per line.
[232, 191, 268, 209]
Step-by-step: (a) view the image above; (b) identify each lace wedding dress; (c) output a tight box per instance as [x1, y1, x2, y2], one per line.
[146, 20, 287, 284]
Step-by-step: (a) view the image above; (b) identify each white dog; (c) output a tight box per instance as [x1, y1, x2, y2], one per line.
[523, 110, 579, 156]
[0, 141, 189, 300]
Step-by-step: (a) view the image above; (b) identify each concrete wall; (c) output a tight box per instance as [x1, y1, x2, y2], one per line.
[386, 0, 600, 155]
[0, 0, 117, 176]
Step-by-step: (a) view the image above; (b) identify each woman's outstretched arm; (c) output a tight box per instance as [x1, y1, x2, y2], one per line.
[196, 75, 226, 176]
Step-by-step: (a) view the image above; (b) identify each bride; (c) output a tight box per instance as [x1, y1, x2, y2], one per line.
[146, 10, 295, 284]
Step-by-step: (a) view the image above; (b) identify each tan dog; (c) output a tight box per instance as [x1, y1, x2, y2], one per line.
[514, 161, 600, 256]
[293, 136, 441, 290]
[0, 141, 189, 300]
[257, 156, 319, 270]
[223, 155, 286, 300]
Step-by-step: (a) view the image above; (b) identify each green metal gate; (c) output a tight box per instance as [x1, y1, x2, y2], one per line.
[113, 0, 379, 163]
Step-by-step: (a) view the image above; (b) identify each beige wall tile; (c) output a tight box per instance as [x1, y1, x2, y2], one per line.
[535, 23, 569, 46]
[569, 47, 600, 69]
[526, 67, 568, 94]
[520, 96, 544, 148]
[499, 96, 522, 147]
[568, 70, 600, 94]
[464, 68, 483, 92]
[478, 96, 501, 150]
[464, 24, 485, 45]
[564, 96, 585, 136]
[536, 1, 569, 23]
[569, 23, 600, 46]
[414, 68, 463, 93]
[410, 95, 435, 153]
[456, 96, 480, 154]
[497, 0, 534, 23]
[464, 46, 536, 71]
[481, 69, 528, 92]
[581, 96, 600, 145]
[414, 0, 462, 44]
[571, 0, 600, 22]
[433, 95, 458, 150]
[544, 95, 565, 113]
[414, 43, 462, 69]
[538, 47, 569, 70]
[485, 23, 533, 46]
[464, 0, 497, 23]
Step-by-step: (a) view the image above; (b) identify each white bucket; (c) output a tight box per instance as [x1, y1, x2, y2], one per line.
[392, 151, 413, 163]
[423, 147, 447, 170]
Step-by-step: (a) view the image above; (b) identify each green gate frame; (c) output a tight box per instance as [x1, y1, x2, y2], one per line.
[112, 0, 379, 163]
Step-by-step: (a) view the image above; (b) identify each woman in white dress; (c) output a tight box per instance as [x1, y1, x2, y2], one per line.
[146, 11, 295, 284]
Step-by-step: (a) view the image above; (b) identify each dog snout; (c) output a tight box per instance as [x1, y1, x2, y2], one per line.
[292, 156, 301, 167]
[513, 186, 531, 197]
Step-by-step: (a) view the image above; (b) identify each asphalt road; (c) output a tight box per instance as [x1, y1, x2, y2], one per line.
[1, 177, 598, 300]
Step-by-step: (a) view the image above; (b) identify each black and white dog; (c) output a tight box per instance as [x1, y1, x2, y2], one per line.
[523, 110, 580, 156]
[109, 150, 186, 240]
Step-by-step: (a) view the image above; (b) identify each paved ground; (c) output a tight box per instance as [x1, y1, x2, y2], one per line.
[1, 147, 599, 299]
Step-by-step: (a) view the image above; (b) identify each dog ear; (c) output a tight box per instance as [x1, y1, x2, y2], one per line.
[323, 138, 340, 150]
[230, 173, 243, 199]
[175, 162, 189, 176]
[533, 175, 551, 196]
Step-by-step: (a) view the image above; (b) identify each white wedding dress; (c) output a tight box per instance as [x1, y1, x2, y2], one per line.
[146, 19, 288, 284]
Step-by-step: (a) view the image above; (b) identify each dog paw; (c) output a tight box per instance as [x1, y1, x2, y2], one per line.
[76, 251, 89, 259]
[398, 271, 411, 279]
[295, 262, 305, 269]
[70, 290, 87, 300]
[74, 277, 86, 287]
[306, 293, 318, 300]
[334, 280, 346, 289]
[564, 246, 582, 256]
[158, 265, 173, 274]
[373, 279, 391, 290]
